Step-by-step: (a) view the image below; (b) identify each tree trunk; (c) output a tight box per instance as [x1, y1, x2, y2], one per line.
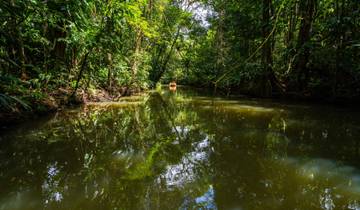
[130, 29, 143, 86]
[261, 0, 276, 96]
[333, 0, 345, 96]
[216, 4, 226, 77]
[11, 0, 27, 78]
[71, 52, 90, 99]
[152, 43, 166, 72]
[294, 0, 316, 91]
[107, 53, 113, 90]
[152, 27, 181, 83]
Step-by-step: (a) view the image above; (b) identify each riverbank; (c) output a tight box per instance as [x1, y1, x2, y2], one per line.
[2, 84, 359, 129]
[185, 83, 360, 107]
[0, 86, 142, 128]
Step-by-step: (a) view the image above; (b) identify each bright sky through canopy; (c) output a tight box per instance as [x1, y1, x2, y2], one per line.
[179, 0, 212, 27]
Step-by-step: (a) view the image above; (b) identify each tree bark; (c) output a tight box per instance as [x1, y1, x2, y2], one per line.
[152, 27, 181, 83]
[107, 53, 113, 89]
[216, 4, 226, 77]
[294, 0, 316, 91]
[262, 0, 277, 96]
[71, 52, 90, 99]
[130, 29, 143, 86]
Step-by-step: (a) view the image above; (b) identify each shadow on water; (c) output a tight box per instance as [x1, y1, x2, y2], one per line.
[1, 87, 360, 210]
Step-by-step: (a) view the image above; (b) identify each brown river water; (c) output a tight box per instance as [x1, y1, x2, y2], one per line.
[1, 87, 360, 210]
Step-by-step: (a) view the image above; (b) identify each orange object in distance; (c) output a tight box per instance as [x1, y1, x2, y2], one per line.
[169, 81, 177, 91]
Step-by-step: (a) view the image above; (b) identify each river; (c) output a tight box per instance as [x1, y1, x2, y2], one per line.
[1, 87, 360, 210]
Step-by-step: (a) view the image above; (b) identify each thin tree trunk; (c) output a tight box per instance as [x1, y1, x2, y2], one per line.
[9, 0, 25, 76]
[285, 1, 299, 76]
[18, 37, 27, 79]
[130, 29, 143, 86]
[333, 0, 345, 96]
[262, 0, 273, 69]
[152, 43, 166, 72]
[294, 0, 316, 91]
[216, 4, 226, 77]
[152, 27, 181, 83]
[107, 53, 113, 89]
[71, 52, 90, 99]
[262, 0, 277, 96]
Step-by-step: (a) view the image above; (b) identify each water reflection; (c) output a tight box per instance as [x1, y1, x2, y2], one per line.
[161, 135, 211, 188]
[1, 88, 360, 209]
[180, 185, 217, 210]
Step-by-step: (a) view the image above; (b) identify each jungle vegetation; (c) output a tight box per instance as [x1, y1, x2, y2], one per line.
[0, 0, 360, 113]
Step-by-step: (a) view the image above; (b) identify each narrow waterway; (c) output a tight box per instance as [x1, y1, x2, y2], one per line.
[1, 87, 360, 210]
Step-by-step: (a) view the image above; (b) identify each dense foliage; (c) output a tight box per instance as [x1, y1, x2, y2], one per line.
[178, 0, 360, 98]
[1, 0, 360, 112]
[0, 0, 193, 111]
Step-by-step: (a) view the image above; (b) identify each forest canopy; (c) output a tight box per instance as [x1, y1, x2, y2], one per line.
[1, 0, 360, 112]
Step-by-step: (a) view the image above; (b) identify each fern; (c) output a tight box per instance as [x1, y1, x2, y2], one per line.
[0, 94, 31, 112]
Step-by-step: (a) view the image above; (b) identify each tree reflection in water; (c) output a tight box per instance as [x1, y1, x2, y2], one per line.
[1, 88, 360, 210]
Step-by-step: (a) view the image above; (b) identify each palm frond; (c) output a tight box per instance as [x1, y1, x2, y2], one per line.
[0, 94, 31, 112]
